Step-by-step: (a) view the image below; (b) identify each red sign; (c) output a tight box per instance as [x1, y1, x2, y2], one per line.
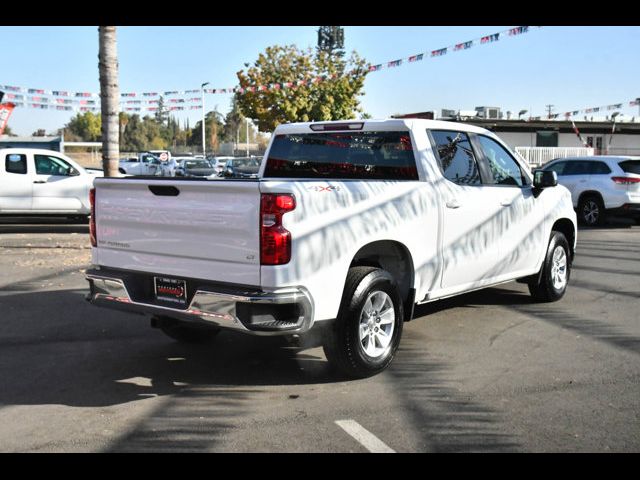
[0, 102, 16, 135]
[159, 152, 168, 161]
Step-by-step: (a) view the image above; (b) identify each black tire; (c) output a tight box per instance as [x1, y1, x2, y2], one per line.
[323, 267, 404, 379]
[153, 316, 220, 344]
[528, 231, 571, 302]
[578, 194, 605, 226]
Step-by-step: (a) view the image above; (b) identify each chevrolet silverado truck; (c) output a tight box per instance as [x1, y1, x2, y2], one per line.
[85, 119, 577, 378]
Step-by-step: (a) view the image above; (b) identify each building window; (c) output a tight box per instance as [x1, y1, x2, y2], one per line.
[536, 131, 558, 147]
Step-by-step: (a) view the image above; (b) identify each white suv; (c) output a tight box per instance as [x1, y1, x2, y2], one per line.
[542, 156, 640, 226]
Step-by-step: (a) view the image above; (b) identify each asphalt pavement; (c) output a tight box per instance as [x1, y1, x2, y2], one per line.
[0, 216, 638, 452]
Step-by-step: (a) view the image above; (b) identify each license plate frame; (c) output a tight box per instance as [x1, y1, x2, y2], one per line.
[154, 276, 187, 307]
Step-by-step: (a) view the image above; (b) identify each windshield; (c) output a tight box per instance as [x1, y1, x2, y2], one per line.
[264, 131, 417, 180]
[232, 158, 260, 168]
[184, 160, 211, 169]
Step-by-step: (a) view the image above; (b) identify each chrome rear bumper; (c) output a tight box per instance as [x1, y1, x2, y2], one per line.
[86, 270, 314, 336]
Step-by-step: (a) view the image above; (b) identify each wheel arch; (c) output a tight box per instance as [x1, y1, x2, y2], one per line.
[551, 218, 576, 261]
[349, 240, 415, 310]
[577, 190, 604, 207]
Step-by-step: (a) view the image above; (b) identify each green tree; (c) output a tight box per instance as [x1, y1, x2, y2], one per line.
[64, 111, 102, 141]
[190, 110, 224, 153]
[235, 45, 369, 132]
[155, 96, 168, 125]
[222, 97, 244, 142]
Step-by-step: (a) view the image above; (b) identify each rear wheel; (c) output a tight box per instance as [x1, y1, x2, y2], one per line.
[528, 231, 571, 302]
[578, 195, 605, 226]
[323, 267, 404, 379]
[152, 316, 220, 344]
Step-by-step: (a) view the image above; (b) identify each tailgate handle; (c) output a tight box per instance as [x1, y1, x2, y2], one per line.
[148, 185, 180, 196]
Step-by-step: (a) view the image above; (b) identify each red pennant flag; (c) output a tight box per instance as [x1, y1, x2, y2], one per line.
[0, 102, 16, 135]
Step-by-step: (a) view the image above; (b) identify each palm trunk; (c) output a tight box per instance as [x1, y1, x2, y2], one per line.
[98, 26, 119, 177]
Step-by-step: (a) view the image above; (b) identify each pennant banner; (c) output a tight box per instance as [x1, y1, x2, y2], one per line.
[565, 100, 637, 118]
[1, 26, 538, 102]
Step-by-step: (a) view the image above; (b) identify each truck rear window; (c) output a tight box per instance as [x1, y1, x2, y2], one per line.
[264, 131, 418, 180]
[619, 160, 640, 175]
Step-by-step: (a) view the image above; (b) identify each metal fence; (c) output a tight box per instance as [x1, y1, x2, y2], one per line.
[515, 147, 595, 167]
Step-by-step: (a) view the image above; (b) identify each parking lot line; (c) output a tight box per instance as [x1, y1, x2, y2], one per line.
[335, 419, 396, 453]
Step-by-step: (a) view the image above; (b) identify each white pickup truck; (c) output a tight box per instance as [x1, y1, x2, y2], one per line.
[0, 148, 103, 220]
[86, 119, 577, 378]
[118, 152, 164, 176]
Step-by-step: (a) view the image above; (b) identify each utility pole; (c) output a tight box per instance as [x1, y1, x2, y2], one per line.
[201, 82, 209, 156]
[246, 118, 250, 157]
[546, 104, 555, 119]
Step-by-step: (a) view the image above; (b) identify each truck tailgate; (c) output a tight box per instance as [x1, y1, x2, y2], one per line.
[93, 178, 261, 286]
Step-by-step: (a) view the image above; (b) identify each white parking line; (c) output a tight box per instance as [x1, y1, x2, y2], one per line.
[335, 419, 396, 453]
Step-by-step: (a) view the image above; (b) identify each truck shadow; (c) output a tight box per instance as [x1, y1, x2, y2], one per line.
[0, 288, 339, 410]
[0, 287, 519, 452]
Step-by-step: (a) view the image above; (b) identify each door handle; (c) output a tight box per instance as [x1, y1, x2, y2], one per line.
[33, 180, 46, 184]
[500, 199, 512, 207]
[445, 199, 461, 209]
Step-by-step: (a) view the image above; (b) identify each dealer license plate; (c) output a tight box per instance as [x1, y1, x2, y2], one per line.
[154, 276, 187, 306]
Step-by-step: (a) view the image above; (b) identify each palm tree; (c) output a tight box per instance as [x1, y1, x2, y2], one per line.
[98, 26, 119, 176]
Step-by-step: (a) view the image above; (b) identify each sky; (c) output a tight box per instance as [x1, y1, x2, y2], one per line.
[2, 25, 640, 136]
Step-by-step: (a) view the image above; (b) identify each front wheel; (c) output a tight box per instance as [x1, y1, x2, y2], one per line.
[528, 231, 571, 302]
[323, 267, 404, 379]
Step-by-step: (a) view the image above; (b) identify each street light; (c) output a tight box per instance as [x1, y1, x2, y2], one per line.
[201, 82, 210, 156]
[518, 109, 528, 120]
[246, 117, 250, 157]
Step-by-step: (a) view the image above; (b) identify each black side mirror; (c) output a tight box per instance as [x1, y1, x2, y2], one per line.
[533, 170, 557, 189]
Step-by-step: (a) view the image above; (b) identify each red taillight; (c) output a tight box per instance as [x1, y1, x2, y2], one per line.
[89, 188, 97, 247]
[260, 193, 296, 265]
[612, 176, 640, 185]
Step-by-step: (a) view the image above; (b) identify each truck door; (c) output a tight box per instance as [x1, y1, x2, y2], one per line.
[472, 134, 545, 277]
[0, 152, 32, 211]
[31, 153, 88, 212]
[429, 130, 503, 290]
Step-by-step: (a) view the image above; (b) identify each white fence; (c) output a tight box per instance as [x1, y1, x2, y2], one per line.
[515, 147, 595, 167]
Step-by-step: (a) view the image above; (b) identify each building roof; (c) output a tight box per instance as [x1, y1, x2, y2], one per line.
[0, 135, 62, 143]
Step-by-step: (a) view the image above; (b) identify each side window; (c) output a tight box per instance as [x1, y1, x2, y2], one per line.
[34, 154, 76, 176]
[430, 130, 481, 185]
[477, 135, 526, 186]
[588, 161, 612, 174]
[5, 154, 27, 174]
[544, 161, 567, 176]
[563, 161, 590, 176]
